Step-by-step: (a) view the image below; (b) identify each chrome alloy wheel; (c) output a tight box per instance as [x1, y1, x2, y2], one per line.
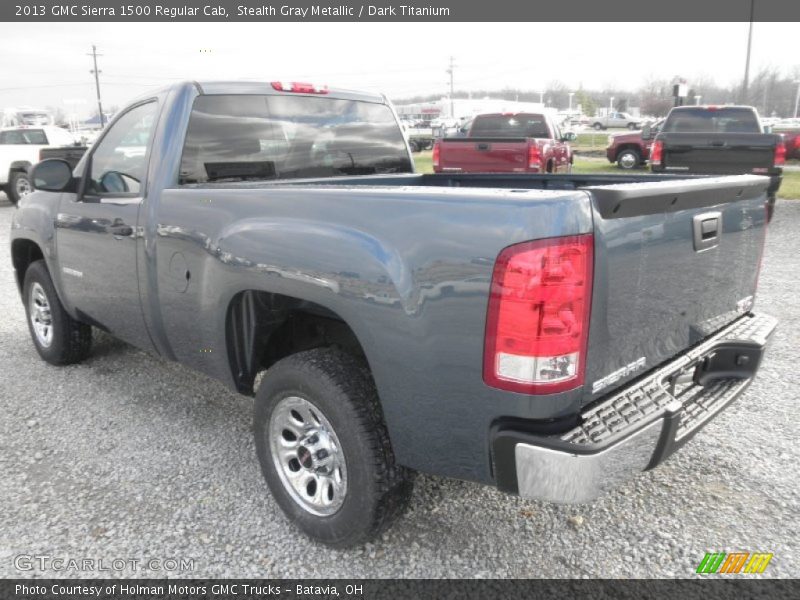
[29, 282, 53, 347]
[269, 396, 348, 516]
[15, 175, 32, 197]
[619, 151, 638, 169]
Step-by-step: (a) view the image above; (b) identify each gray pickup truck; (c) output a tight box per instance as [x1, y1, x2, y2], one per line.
[11, 81, 776, 547]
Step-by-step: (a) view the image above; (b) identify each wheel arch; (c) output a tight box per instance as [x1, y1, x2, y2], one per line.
[11, 238, 45, 292]
[615, 144, 643, 163]
[224, 289, 370, 396]
[9, 160, 33, 173]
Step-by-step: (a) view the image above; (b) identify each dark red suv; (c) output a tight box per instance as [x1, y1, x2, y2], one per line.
[606, 119, 663, 169]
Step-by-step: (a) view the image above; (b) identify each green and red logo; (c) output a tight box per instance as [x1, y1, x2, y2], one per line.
[696, 552, 773, 574]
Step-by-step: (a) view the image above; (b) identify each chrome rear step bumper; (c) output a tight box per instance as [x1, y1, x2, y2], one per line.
[492, 313, 777, 503]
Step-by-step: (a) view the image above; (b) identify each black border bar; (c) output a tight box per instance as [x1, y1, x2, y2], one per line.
[1, 579, 798, 599]
[3, 0, 800, 22]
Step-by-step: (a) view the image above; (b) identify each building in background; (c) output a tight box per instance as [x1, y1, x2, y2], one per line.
[394, 97, 550, 125]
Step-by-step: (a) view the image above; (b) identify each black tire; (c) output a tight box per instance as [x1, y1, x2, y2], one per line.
[616, 148, 641, 170]
[627, 122, 638, 130]
[8, 170, 33, 205]
[408, 140, 419, 153]
[22, 260, 92, 365]
[592, 122, 604, 130]
[254, 348, 414, 547]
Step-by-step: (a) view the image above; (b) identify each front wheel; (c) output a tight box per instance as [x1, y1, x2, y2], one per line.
[254, 348, 414, 547]
[627, 123, 638, 130]
[592, 122, 603, 130]
[617, 148, 641, 170]
[23, 260, 92, 365]
[8, 171, 33, 204]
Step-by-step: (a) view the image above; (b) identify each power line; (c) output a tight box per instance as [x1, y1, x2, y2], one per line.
[87, 44, 105, 127]
[0, 83, 94, 92]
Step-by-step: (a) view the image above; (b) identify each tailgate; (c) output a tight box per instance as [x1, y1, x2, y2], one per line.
[659, 133, 778, 175]
[581, 175, 768, 403]
[438, 138, 531, 173]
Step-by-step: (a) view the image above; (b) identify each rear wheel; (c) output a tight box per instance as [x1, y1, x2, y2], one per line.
[8, 171, 32, 204]
[254, 348, 414, 547]
[23, 260, 92, 365]
[408, 140, 419, 153]
[616, 148, 641, 170]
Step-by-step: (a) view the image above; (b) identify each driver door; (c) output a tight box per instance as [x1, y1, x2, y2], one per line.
[55, 100, 159, 351]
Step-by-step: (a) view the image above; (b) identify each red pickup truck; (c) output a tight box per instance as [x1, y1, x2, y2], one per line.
[432, 112, 576, 174]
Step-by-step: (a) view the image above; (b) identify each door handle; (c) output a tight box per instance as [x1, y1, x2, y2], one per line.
[692, 211, 722, 252]
[109, 224, 133, 237]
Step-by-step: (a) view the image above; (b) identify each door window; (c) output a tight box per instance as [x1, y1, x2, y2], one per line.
[86, 101, 158, 196]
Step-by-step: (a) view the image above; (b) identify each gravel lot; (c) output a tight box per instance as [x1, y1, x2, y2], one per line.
[0, 192, 798, 579]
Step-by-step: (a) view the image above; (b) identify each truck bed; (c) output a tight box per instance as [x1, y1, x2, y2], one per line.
[180, 171, 769, 412]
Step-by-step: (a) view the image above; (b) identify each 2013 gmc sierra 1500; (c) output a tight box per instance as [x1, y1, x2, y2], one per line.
[11, 81, 776, 547]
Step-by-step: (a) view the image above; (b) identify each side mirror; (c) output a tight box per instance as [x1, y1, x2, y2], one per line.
[641, 123, 652, 140]
[562, 131, 578, 142]
[31, 159, 75, 193]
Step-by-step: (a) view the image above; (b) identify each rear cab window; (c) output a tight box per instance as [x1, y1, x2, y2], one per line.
[0, 129, 48, 144]
[663, 107, 761, 134]
[469, 114, 550, 138]
[179, 94, 413, 184]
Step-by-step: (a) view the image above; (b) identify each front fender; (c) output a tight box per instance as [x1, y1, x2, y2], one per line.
[9, 191, 66, 302]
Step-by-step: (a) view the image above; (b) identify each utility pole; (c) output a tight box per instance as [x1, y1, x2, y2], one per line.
[87, 44, 105, 127]
[446, 56, 455, 118]
[741, 0, 755, 104]
[794, 81, 800, 119]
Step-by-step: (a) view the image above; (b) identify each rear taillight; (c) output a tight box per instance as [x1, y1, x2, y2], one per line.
[483, 234, 594, 394]
[528, 144, 542, 170]
[270, 81, 328, 94]
[774, 141, 786, 167]
[432, 140, 441, 169]
[649, 140, 663, 166]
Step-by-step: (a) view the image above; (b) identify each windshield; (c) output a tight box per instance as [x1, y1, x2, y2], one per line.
[179, 94, 413, 183]
[0, 129, 47, 144]
[662, 108, 761, 134]
[469, 114, 550, 138]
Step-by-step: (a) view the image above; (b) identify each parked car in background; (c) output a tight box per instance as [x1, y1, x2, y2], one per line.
[592, 112, 642, 130]
[1, 107, 54, 128]
[775, 126, 800, 160]
[0, 126, 81, 204]
[400, 120, 435, 152]
[606, 120, 664, 169]
[649, 105, 784, 220]
[433, 112, 576, 174]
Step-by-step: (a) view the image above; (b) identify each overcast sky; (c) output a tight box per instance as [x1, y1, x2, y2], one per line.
[1, 22, 798, 117]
